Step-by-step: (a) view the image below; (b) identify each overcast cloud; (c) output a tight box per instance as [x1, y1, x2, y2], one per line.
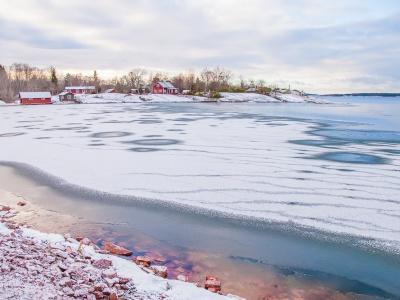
[0, 0, 399, 93]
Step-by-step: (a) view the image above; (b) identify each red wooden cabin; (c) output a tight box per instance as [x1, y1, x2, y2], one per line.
[152, 81, 178, 94]
[19, 92, 52, 105]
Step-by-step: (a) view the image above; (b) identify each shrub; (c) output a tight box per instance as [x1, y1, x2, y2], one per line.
[209, 91, 222, 99]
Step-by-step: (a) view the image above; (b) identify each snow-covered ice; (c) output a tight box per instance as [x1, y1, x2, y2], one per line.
[0, 99, 399, 252]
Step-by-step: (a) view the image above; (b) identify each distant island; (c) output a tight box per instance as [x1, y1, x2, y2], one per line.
[323, 93, 400, 97]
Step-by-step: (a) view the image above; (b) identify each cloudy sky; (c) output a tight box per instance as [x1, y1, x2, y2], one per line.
[0, 0, 399, 93]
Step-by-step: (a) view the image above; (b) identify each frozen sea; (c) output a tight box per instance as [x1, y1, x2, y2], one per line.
[0, 95, 400, 253]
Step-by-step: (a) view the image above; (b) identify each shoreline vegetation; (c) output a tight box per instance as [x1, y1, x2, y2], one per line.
[0, 63, 310, 104]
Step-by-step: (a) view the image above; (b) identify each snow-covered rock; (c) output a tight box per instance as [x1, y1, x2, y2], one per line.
[0, 222, 230, 300]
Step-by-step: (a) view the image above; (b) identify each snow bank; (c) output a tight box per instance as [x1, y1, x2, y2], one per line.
[220, 93, 279, 103]
[76, 93, 204, 104]
[272, 92, 325, 103]
[50, 92, 326, 105]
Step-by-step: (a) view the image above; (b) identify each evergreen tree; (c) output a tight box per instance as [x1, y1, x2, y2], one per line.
[50, 66, 58, 90]
[93, 70, 100, 92]
[0, 64, 6, 75]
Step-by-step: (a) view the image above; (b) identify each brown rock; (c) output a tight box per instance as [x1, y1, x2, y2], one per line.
[92, 259, 112, 269]
[104, 241, 132, 256]
[94, 282, 107, 292]
[6, 223, 19, 230]
[205, 275, 221, 293]
[119, 277, 130, 284]
[102, 287, 112, 295]
[0, 206, 11, 211]
[109, 292, 118, 300]
[17, 201, 27, 207]
[93, 291, 104, 299]
[134, 256, 152, 267]
[59, 277, 74, 287]
[152, 265, 168, 278]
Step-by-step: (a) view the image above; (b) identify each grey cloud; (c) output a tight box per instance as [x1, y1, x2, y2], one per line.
[0, 0, 399, 93]
[0, 17, 89, 49]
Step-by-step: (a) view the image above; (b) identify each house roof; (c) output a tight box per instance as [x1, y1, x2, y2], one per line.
[59, 91, 73, 96]
[157, 81, 177, 89]
[19, 92, 51, 98]
[65, 86, 96, 90]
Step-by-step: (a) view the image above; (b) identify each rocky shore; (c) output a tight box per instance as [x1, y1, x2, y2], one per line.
[0, 204, 237, 300]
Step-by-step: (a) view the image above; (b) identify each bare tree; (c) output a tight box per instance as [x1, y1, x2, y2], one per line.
[126, 68, 147, 89]
[200, 68, 214, 92]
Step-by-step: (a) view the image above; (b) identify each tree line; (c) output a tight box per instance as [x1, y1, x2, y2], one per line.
[0, 63, 276, 102]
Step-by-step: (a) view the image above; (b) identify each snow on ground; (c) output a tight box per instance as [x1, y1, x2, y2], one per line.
[219, 93, 280, 103]
[0, 219, 231, 300]
[51, 92, 323, 104]
[272, 92, 324, 103]
[0, 100, 6, 105]
[0, 102, 399, 252]
[75, 93, 204, 104]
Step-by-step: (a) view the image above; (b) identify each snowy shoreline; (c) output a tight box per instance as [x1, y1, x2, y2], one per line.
[3, 92, 327, 106]
[59, 92, 326, 105]
[0, 204, 236, 300]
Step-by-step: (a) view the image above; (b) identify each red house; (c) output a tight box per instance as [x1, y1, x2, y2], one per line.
[19, 92, 52, 105]
[65, 86, 96, 94]
[152, 81, 178, 94]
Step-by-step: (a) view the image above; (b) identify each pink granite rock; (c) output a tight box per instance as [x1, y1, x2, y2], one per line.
[92, 259, 112, 269]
